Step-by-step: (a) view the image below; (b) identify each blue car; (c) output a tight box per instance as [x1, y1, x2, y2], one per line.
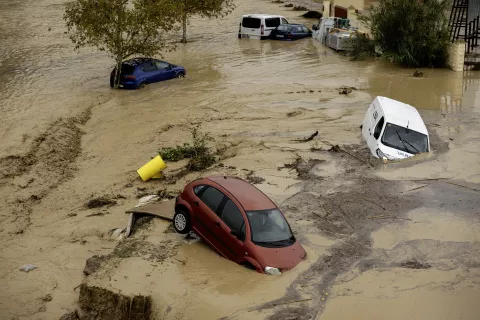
[110, 57, 186, 89]
[269, 24, 312, 40]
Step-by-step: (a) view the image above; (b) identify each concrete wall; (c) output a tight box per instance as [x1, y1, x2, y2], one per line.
[323, 0, 331, 17]
[448, 41, 466, 72]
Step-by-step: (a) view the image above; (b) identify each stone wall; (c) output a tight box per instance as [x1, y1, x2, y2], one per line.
[447, 41, 466, 72]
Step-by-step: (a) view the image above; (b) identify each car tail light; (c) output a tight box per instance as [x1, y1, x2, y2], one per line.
[124, 75, 136, 80]
[287, 33, 292, 38]
[261, 24, 264, 35]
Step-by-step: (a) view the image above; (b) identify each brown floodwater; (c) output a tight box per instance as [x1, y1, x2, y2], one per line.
[1, 0, 479, 160]
[1, 0, 480, 319]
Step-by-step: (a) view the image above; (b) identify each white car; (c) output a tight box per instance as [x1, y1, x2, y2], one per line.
[238, 14, 289, 40]
[361, 96, 430, 160]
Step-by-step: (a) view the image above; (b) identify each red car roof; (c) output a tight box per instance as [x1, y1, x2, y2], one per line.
[206, 176, 277, 211]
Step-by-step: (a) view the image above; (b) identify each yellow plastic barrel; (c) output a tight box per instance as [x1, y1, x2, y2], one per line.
[137, 155, 167, 182]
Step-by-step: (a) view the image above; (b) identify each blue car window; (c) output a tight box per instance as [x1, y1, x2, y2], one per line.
[295, 26, 303, 32]
[155, 61, 170, 70]
[142, 62, 157, 72]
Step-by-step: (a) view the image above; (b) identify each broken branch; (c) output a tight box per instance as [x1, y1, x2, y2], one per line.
[445, 181, 480, 192]
[272, 298, 312, 307]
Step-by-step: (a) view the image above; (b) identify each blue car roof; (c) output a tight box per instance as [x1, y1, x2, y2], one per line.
[123, 57, 153, 66]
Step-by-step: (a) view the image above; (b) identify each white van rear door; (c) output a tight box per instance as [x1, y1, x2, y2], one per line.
[241, 17, 261, 36]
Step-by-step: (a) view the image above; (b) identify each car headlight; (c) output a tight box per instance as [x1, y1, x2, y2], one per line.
[264, 266, 281, 275]
[376, 148, 388, 160]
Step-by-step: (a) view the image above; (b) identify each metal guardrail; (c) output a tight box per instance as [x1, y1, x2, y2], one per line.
[466, 16, 480, 53]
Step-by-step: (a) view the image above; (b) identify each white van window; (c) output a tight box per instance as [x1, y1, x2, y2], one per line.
[243, 17, 261, 28]
[373, 116, 384, 139]
[281, 18, 289, 24]
[265, 17, 281, 28]
[381, 123, 429, 154]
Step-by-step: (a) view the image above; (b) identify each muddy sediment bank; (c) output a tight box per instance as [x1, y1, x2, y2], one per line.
[78, 284, 152, 320]
[0, 106, 95, 234]
[1, 0, 480, 319]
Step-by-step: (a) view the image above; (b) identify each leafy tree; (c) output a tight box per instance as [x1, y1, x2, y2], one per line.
[366, 0, 450, 67]
[172, 0, 236, 43]
[64, 0, 179, 88]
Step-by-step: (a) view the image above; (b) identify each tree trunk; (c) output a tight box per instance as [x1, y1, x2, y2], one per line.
[181, 12, 187, 43]
[114, 58, 122, 89]
[114, 1, 124, 89]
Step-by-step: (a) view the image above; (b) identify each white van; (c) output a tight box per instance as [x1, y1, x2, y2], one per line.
[238, 14, 290, 40]
[361, 96, 430, 160]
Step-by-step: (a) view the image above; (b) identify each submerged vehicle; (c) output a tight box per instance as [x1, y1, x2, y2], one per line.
[362, 96, 430, 160]
[238, 14, 289, 39]
[174, 176, 306, 274]
[109, 57, 186, 89]
[269, 24, 312, 40]
[312, 16, 358, 51]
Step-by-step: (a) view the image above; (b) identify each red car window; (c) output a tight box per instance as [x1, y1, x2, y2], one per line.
[199, 187, 225, 214]
[193, 185, 207, 196]
[221, 199, 246, 240]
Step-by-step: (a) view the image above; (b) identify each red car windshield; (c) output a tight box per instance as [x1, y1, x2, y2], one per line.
[246, 209, 294, 247]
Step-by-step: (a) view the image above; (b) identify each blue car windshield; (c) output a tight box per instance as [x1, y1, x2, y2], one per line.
[246, 209, 294, 245]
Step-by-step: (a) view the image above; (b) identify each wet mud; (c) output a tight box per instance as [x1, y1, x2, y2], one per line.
[1, 0, 480, 319]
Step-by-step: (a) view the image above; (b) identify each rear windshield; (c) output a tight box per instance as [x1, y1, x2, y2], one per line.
[276, 25, 292, 32]
[381, 122, 429, 154]
[293, 25, 304, 32]
[265, 17, 281, 28]
[242, 17, 261, 29]
[120, 64, 135, 75]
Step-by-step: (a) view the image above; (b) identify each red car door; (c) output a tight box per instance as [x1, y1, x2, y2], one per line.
[194, 186, 236, 260]
[216, 197, 248, 263]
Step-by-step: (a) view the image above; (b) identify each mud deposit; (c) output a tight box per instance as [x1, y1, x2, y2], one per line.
[78, 284, 152, 320]
[1, 0, 480, 319]
[0, 107, 93, 234]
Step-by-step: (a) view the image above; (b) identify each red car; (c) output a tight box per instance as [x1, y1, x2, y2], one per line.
[174, 175, 306, 274]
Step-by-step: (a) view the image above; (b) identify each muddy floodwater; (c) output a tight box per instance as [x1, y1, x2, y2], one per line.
[1, 0, 480, 319]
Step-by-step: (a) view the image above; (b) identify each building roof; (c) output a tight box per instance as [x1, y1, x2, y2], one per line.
[207, 176, 277, 211]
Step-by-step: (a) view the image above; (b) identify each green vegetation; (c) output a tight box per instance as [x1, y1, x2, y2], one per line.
[159, 126, 216, 171]
[360, 0, 450, 67]
[346, 33, 376, 61]
[170, 0, 235, 43]
[64, 0, 179, 88]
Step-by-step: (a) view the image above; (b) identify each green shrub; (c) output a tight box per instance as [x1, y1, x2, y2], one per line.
[346, 33, 376, 61]
[159, 126, 216, 171]
[366, 0, 450, 67]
